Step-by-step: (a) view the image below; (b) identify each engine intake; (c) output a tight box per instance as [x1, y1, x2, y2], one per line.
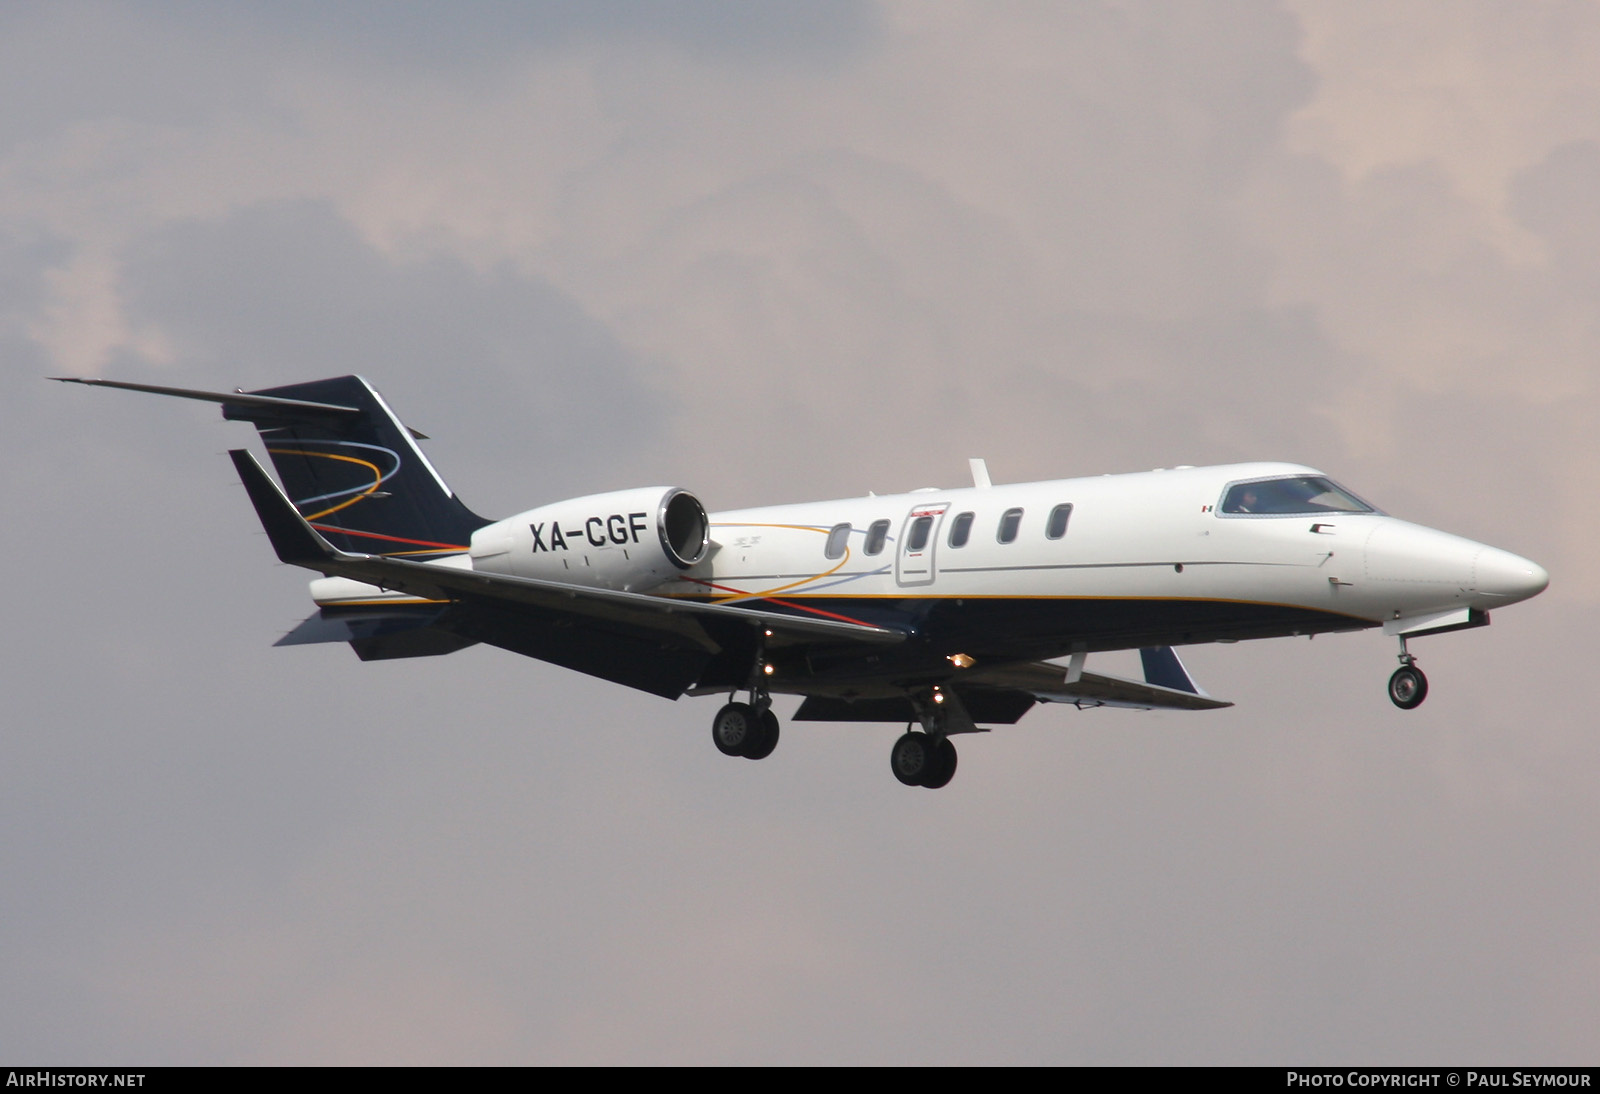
[660, 489, 709, 568]
[469, 486, 709, 592]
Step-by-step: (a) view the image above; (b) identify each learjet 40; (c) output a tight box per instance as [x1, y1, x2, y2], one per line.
[58, 375, 1549, 789]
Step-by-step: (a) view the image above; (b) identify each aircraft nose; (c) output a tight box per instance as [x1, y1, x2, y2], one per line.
[1472, 546, 1549, 604]
[1364, 521, 1548, 610]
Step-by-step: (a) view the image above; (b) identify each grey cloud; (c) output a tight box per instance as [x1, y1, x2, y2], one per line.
[119, 199, 669, 507]
[0, 4, 278, 150]
[0, 228, 72, 318]
[0, 1, 880, 156]
[1511, 140, 1600, 267]
[166, 0, 881, 68]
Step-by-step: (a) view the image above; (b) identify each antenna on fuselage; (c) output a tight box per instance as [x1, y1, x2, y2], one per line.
[969, 458, 992, 489]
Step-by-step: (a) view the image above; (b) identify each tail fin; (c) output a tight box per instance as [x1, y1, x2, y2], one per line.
[227, 376, 489, 557]
[55, 373, 489, 556]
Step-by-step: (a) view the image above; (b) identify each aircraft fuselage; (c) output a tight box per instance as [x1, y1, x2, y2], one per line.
[652, 461, 1545, 674]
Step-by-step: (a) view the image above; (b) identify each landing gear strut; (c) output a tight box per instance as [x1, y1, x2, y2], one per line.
[889, 687, 972, 789]
[1388, 637, 1429, 710]
[711, 639, 780, 760]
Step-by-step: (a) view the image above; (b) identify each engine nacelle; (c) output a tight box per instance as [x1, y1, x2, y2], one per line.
[469, 486, 709, 592]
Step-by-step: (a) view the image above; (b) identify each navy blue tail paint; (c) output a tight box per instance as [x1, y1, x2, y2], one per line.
[228, 376, 489, 557]
[1140, 646, 1201, 694]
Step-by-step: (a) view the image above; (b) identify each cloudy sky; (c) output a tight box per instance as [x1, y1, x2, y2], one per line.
[4, 0, 1594, 1064]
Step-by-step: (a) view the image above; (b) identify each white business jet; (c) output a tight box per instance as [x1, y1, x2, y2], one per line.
[58, 375, 1548, 789]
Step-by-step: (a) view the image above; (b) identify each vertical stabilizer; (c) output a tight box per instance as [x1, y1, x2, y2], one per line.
[228, 376, 489, 557]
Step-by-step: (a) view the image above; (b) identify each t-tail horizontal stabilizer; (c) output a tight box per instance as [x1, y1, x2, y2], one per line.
[51, 376, 363, 421]
[275, 607, 476, 662]
[58, 374, 488, 557]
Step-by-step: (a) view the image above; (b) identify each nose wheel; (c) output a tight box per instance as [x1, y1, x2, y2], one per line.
[1387, 666, 1428, 709]
[1388, 638, 1429, 709]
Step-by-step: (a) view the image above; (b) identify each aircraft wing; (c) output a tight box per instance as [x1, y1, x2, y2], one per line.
[790, 649, 1231, 725]
[963, 654, 1233, 711]
[229, 450, 907, 695]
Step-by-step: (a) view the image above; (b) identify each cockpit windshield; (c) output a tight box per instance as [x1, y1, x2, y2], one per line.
[1220, 476, 1377, 516]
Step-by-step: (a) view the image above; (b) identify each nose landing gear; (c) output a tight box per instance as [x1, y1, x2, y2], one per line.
[1388, 638, 1429, 710]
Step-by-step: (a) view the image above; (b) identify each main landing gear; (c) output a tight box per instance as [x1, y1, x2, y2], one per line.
[709, 653, 969, 787]
[890, 732, 957, 789]
[1387, 637, 1429, 710]
[888, 687, 971, 789]
[712, 639, 782, 761]
[711, 699, 779, 760]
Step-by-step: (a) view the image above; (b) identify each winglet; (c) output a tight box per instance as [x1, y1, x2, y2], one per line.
[1139, 646, 1206, 696]
[969, 458, 992, 489]
[228, 449, 340, 565]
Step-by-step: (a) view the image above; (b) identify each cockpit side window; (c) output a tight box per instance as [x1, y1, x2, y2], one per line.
[1220, 476, 1377, 516]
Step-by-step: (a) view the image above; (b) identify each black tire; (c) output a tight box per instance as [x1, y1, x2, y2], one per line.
[890, 732, 935, 786]
[712, 702, 756, 756]
[921, 736, 958, 789]
[1388, 666, 1429, 710]
[744, 709, 780, 761]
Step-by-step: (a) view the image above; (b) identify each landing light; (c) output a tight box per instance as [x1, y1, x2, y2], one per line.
[763, 663, 774, 676]
[947, 653, 975, 669]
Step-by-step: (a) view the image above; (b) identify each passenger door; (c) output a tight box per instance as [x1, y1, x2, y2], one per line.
[895, 502, 948, 587]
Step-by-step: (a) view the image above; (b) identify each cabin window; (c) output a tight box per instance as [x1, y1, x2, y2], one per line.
[864, 519, 890, 556]
[1046, 503, 1073, 540]
[906, 515, 934, 552]
[1219, 476, 1377, 516]
[824, 523, 851, 559]
[948, 511, 974, 548]
[997, 508, 1023, 544]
